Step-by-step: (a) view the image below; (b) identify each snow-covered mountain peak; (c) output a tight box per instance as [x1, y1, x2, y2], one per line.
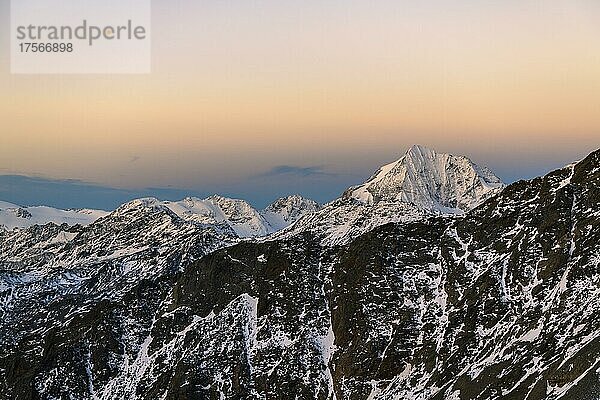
[116, 197, 163, 210]
[204, 195, 258, 215]
[346, 144, 505, 213]
[0, 200, 108, 231]
[406, 143, 435, 159]
[265, 195, 320, 219]
[263, 195, 321, 231]
[0, 192, 319, 238]
[109, 198, 174, 221]
[160, 195, 320, 238]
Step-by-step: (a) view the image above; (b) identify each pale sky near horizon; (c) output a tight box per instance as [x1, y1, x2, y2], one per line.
[0, 0, 599, 207]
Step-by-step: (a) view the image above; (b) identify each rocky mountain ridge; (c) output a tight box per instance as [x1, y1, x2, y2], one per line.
[2, 146, 599, 400]
[0, 194, 320, 239]
[273, 145, 505, 245]
[1, 145, 501, 245]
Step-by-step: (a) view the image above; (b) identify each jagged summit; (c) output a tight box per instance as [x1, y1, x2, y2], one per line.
[111, 194, 320, 239]
[273, 145, 507, 245]
[346, 144, 505, 213]
[113, 197, 165, 212]
[263, 195, 321, 231]
[164, 195, 270, 237]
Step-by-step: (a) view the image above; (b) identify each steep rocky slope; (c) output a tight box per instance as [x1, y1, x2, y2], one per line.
[1, 149, 597, 399]
[0, 194, 320, 399]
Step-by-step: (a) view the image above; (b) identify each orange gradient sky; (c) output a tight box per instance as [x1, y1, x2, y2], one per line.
[0, 0, 599, 206]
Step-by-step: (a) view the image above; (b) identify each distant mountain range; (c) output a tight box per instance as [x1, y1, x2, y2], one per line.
[0, 144, 504, 239]
[0, 200, 108, 231]
[0, 194, 320, 237]
[1, 145, 598, 400]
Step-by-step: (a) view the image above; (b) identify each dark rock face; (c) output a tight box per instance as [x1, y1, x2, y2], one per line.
[0, 201, 236, 400]
[14, 208, 32, 219]
[1, 150, 599, 399]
